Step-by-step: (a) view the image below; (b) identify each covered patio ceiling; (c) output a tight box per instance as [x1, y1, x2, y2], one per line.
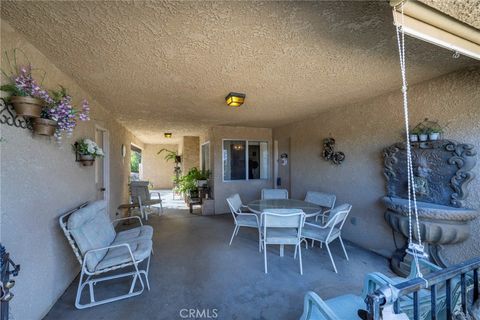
[1, 1, 478, 144]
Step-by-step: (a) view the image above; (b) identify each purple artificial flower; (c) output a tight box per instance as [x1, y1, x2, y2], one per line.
[79, 99, 90, 121]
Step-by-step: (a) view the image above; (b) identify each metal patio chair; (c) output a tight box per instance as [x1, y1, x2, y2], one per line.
[300, 204, 352, 273]
[304, 191, 336, 223]
[59, 200, 153, 309]
[226, 194, 261, 251]
[261, 209, 306, 275]
[129, 181, 163, 220]
[261, 188, 289, 200]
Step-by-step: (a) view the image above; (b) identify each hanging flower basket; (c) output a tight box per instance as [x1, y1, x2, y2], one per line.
[10, 96, 44, 118]
[32, 118, 57, 136]
[78, 154, 95, 166]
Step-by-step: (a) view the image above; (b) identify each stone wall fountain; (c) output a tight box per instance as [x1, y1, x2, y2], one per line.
[382, 139, 478, 277]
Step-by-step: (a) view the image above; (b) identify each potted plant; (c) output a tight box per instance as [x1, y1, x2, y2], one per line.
[73, 138, 104, 166]
[409, 127, 420, 142]
[1, 62, 51, 118]
[195, 169, 210, 187]
[424, 120, 443, 141]
[158, 148, 182, 185]
[43, 86, 90, 140]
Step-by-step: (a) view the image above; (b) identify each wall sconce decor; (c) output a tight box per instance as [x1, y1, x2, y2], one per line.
[279, 153, 288, 166]
[323, 138, 345, 165]
[225, 92, 246, 107]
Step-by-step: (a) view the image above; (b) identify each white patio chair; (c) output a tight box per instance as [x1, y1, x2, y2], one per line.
[226, 194, 261, 251]
[59, 200, 153, 309]
[130, 181, 163, 220]
[304, 191, 336, 223]
[300, 204, 352, 273]
[261, 188, 289, 200]
[261, 209, 306, 275]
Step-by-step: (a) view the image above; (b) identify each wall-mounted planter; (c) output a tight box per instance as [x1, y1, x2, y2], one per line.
[10, 96, 44, 118]
[32, 118, 57, 136]
[78, 154, 95, 166]
[429, 132, 440, 141]
[418, 134, 429, 142]
[409, 134, 418, 142]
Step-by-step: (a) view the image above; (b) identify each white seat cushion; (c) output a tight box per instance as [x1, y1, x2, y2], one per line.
[265, 228, 299, 245]
[68, 200, 116, 272]
[302, 224, 340, 242]
[115, 225, 153, 242]
[96, 239, 152, 271]
[236, 214, 258, 227]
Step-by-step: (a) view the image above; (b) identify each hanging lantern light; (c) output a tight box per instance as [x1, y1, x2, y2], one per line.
[225, 92, 246, 107]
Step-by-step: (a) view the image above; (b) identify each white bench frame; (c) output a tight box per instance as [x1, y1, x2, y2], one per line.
[59, 203, 151, 309]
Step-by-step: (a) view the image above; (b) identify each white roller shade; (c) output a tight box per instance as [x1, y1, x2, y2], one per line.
[390, 0, 480, 60]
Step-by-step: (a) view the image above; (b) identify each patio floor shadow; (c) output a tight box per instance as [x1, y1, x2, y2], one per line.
[45, 206, 394, 320]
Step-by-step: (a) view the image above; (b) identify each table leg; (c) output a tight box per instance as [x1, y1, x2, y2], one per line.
[280, 244, 284, 257]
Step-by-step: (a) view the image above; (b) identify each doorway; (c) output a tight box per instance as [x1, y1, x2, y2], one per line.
[130, 144, 142, 181]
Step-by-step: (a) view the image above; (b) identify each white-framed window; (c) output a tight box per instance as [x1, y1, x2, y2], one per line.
[223, 140, 269, 181]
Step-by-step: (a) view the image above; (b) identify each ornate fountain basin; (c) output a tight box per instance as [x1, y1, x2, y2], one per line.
[383, 196, 478, 244]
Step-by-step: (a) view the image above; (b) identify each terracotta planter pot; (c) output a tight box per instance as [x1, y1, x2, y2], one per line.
[10, 96, 44, 118]
[79, 154, 95, 166]
[33, 118, 57, 136]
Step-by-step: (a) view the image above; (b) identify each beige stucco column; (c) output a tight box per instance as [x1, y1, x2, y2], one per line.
[181, 136, 200, 173]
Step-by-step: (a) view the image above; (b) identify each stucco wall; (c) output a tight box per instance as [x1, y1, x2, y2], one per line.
[273, 67, 480, 261]
[210, 126, 273, 214]
[0, 20, 144, 320]
[181, 136, 199, 174]
[143, 144, 177, 189]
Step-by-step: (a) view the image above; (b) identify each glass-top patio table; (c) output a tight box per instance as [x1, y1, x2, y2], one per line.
[247, 199, 322, 218]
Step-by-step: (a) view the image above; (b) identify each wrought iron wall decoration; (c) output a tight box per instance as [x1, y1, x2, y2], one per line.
[322, 138, 345, 165]
[0, 98, 32, 130]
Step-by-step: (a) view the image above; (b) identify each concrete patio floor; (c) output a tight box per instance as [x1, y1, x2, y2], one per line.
[45, 195, 394, 320]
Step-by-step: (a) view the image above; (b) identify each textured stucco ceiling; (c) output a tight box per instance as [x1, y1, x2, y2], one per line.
[419, 0, 480, 29]
[1, 1, 479, 144]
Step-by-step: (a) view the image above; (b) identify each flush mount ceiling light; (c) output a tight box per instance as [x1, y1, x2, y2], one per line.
[164, 133, 172, 138]
[225, 92, 246, 107]
[390, 0, 480, 60]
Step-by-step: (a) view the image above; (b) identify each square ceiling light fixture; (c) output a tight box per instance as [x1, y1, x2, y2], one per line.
[225, 92, 246, 107]
[164, 132, 172, 138]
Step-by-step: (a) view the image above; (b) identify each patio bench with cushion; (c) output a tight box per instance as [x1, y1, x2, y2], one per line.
[299, 260, 466, 320]
[59, 200, 153, 309]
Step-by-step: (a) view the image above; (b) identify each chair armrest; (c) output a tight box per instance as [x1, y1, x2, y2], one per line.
[149, 191, 162, 201]
[300, 291, 338, 320]
[304, 221, 328, 229]
[237, 212, 260, 226]
[112, 216, 143, 226]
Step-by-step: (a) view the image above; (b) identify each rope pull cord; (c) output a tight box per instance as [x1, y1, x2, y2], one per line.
[393, 3, 428, 279]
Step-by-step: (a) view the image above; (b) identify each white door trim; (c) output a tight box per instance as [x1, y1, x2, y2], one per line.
[95, 125, 110, 208]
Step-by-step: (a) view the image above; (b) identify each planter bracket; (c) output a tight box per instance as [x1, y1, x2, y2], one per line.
[0, 98, 32, 130]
